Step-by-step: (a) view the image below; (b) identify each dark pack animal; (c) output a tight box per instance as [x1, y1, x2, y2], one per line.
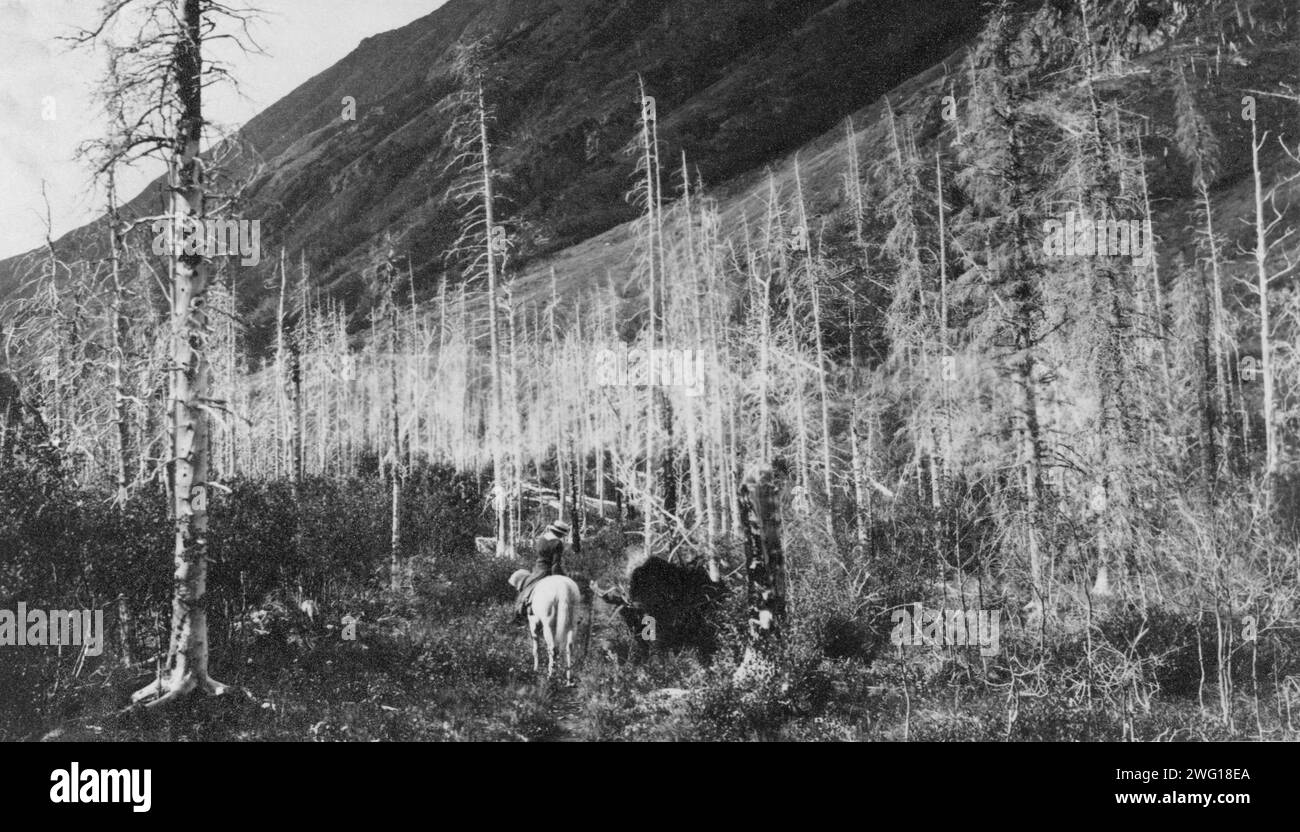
[593, 557, 726, 659]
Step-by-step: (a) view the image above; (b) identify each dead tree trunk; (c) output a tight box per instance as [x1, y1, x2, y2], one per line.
[107, 171, 136, 667]
[1249, 114, 1278, 498]
[107, 171, 132, 507]
[389, 288, 403, 592]
[479, 84, 511, 560]
[739, 467, 785, 654]
[132, 0, 229, 705]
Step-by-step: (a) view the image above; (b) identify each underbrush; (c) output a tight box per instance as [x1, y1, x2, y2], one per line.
[5, 470, 1300, 741]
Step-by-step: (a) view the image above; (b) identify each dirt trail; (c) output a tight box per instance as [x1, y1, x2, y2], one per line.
[539, 597, 609, 742]
[547, 684, 584, 742]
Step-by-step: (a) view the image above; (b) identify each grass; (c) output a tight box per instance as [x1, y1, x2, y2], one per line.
[28, 575, 1300, 742]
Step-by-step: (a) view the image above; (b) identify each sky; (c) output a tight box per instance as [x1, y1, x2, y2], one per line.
[0, 0, 449, 260]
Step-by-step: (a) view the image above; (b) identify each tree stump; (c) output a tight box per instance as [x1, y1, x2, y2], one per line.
[738, 467, 785, 653]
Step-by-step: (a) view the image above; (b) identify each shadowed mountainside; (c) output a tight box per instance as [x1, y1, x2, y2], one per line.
[0, 0, 989, 351]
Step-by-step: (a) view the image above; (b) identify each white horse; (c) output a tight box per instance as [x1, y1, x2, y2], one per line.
[508, 570, 582, 684]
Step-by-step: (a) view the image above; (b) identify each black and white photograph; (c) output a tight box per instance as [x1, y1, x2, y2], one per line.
[0, 0, 1297, 775]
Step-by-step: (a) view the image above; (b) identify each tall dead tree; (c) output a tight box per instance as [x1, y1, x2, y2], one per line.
[363, 238, 405, 591]
[793, 159, 836, 538]
[843, 121, 873, 547]
[103, 166, 134, 507]
[106, 166, 137, 666]
[1247, 111, 1289, 499]
[444, 40, 511, 558]
[70, 0, 265, 702]
[100, 0, 240, 705]
[634, 78, 665, 556]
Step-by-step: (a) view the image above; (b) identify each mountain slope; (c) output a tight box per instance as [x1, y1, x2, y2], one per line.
[0, 0, 989, 349]
[493, 4, 1300, 339]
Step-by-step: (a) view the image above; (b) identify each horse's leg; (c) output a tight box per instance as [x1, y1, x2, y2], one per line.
[542, 620, 558, 679]
[564, 629, 574, 686]
[530, 617, 540, 672]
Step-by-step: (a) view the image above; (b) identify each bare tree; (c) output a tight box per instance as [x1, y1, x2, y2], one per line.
[443, 39, 512, 558]
[1245, 114, 1297, 500]
[74, 0, 262, 706]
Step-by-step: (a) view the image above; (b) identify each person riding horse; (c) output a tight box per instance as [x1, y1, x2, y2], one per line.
[514, 520, 570, 623]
